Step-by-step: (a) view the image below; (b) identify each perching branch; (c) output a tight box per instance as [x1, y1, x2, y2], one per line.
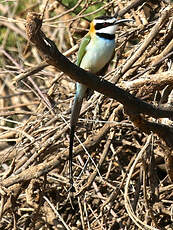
[25, 11, 173, 148]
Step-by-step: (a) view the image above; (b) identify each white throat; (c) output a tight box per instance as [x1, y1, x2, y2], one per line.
[97, 25, 117, 35]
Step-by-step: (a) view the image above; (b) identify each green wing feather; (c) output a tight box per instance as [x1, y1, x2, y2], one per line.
[76, 33, 91, 66]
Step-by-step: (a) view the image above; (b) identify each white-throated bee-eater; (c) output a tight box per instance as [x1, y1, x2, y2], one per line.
[69, 15, 132, 190]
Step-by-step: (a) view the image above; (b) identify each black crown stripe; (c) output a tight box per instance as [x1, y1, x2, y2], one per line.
[96, 16, 114, 20]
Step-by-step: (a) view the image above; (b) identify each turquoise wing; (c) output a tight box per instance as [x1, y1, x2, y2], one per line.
[76, 33, 91, 67]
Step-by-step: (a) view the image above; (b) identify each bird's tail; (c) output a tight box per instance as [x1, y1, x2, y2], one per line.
[69, 85, 87, 190]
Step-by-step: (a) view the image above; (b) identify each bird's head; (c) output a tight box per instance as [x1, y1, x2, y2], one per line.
[89, 16, 132, 37]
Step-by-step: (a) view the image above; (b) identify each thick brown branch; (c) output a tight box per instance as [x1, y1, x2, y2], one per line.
[127, 112, 173, 148]
[25, 12, 173, 120]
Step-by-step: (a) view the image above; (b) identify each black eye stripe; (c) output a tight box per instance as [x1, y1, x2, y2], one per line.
[95, 22, 114, 30]
[96, 16, 114, 20]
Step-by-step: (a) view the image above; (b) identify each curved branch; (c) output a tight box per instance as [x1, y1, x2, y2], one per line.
[24, 12, 173, 149]
[25, 12, 173, 120]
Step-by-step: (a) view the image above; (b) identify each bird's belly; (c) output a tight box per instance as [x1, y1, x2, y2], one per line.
[80, 38, 115, 73]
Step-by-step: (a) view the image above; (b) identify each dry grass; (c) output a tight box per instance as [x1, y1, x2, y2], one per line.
[0, 0, 173, 229]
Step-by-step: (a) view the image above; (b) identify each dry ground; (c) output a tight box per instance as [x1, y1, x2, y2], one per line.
[0, 0, 173, 229]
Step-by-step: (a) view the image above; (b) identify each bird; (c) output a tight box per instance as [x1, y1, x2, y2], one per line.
[69, 15, 132, 190]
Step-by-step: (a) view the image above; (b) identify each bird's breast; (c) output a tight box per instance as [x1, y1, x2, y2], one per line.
[80, 36, 115, 73]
